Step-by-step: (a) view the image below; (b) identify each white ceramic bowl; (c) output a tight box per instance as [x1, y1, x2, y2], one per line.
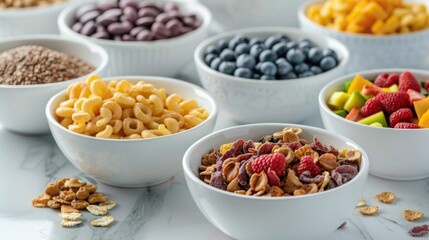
[0, 35, 108, 135]
[46, 76, 218, 187]
[183, 123, 369, 240]
[0, 0, 77, 38]
[319, 68, 429, 181]
[197, 0, 301, 31]
[298, 0, 429, 72]
[58, 0, 211, 77]
[194, 27, 349, 124]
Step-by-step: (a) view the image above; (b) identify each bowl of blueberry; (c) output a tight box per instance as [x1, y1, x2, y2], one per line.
[194, 27, 349, 124]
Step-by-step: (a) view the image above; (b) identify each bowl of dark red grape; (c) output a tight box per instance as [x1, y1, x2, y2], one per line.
[194, 27, 349, 124]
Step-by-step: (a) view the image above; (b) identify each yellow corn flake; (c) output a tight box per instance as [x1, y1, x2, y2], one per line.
[358, 205, 379, 216]
[403, 210, 424, 222]
[220, 142, 233, 155]
[374, 191, 396, 204]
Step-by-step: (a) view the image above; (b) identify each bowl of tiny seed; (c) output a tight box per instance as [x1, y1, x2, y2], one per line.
[0, 34, 108, 135]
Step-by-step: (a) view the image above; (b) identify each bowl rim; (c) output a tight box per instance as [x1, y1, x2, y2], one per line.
[0, 34, 108, 89]
[45, 75, 219, 142]
[319, 68, 429, 132]
[0, 0, 70, 15]
[57, 0, 212, 47]
[183, 123, 369, 201]
[194, 26, 350, 85]
[298, 0, 429, 39]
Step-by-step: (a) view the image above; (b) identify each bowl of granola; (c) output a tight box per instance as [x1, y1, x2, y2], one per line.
[182, 123, 369, 240]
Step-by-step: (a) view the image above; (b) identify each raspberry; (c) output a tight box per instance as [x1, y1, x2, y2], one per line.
[251, 153, 286, 177]
[385, 74, 399, 87]
[425, 80, 429, 92]
[381, 92, 410, 115]
[399, 71, 421, 92]
[389, 108, 414, 127]
[374, 91, 388, 102]
[360, 98, 383, 117]
[374, 73, 388, 87]
[394, 122, 420, 129]
[296, 156, 321, 177]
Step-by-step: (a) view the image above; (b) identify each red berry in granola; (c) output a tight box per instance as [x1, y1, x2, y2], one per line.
[296, 156, 321, 177]
[251, 153, 286, 177]
[380, 92, 410, 115]
[360, 97, 383, 117]
[394, 122, 420, 129]
[374, 73, 388, 87]
[389, 108, 414, 127]
[399, 71, 421, 92]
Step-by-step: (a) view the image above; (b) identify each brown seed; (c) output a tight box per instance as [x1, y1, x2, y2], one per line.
[318, 153, 339, 171]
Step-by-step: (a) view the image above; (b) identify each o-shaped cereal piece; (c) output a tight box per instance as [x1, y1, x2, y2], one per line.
[164, 117, 179, 133]
[123, 118, 144, 136]
[68, 82, 85, 99]
[190, 108, 209, 120]
[136, 95, 150, 105]
[68, 120, 86, 133]
[145, 120, 160, 130]
[179, 99, 198, 114]
[166, 93, 183, 114]
[141, 130, 163, 138]
[134, 103, 152, 124]
[72, 112, 91, 123]
[60, 117, 73, 128]
[149, 94, 164, 116]
[185, 114, 204, 128]
[96, 107, 113, 127]
[158, 124, 171, 135]
[161, 112, 185, 128]
[109, 119, 122, 134]
[60, 98, 78, 108]
[116, 80, 131, 93]
[73, 98, 86, 112]
[90, 79, 107, 98]
[114, 92, 136, 107]
[55, 107, 74, 118]
[122, 108, 134, 119]
[79, 87, 91, 98]
[102, 101, 122, 120]
[82, 96, 102, 118]
[96, 125, 113, 138]
[86, 74, 101, 85]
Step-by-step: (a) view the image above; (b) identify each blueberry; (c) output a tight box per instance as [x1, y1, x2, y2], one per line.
[310, 66, 323, 75]
[253, 73, 261, 79]
[217, 39, 229, 52]
[228, 34, 249, 49]
[286, 49, 305, 64]
[308, 47, 324, 64]
[320, 56, 337, 71]
[272, 42, 288, 57]
[322, 49, 338, 61]
[204, 53, 217, 65]
[234, 68, 253, 78]
[220, 49, 236, 61]
[276, 58, 293, 75]
[294, 63, 310, 74]
[249, 38, 262, 46]
[298, 39, 313, 49]
[210, 57, 222, 70]
[259, 49, 277, 62]
[299, 71, 315, 78]
[205, 45, 220, 55]
[219, 61, 236, 75]
[280, 72, 297, 80]
[234, 43, 250, 55]
[255, 62, 262, 72]
[274, 33, 290, 42]
[260, 75, 275, 80]
[236, 54, 256, 69]
[260, 62, 277, 76]
[234, 34, 250, 43]
[265, 35, 281, 49]
[250, 44, 265, 58]
[286, 41, 298, 51]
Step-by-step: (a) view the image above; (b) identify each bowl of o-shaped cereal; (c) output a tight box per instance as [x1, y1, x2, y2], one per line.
[183, 123, 369, 240]
[46, 75, 218, 187]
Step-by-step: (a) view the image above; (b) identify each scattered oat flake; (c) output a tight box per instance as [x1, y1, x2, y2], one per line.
[86, 205, 108, 216]
[59, 212, 82, 221]
[99, 201, 117, 210]
[356, 197, 367, 207]
[91, 216, 115, 227]
[358, 205, 379, 216]
[404, 210, 424, 222]
[374, 192, 396, 204]
[409, 224, 429, 237]
[60, 219, 82, 227]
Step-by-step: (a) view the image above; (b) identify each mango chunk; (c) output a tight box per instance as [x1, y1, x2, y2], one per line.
[413, 97, 429, 121]
[418, 109, 429, 128]
[347, 74, 374, 95]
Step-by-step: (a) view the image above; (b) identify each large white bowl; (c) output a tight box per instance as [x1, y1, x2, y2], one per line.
[46, 76, 218, 187]
[319, 68, 429, 181]
[298, 0, 429, 72]
[183, 123, 369, 240]
[58, 0, 212, 77]
[194, 27, 349, 124]
[197, 0, 301, 31]
[0, 35, 108, 135]
[0, 0, 77, 38]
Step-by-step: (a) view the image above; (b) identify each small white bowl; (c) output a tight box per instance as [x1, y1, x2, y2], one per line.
[0, 35, 108, 135]
[194, 27, 349, 124]
[58, 0, 212, 77]
[0, 0, 73, 38]
[46, 76, 218, 188]
[319, 68, 429, 181]
[197, 0, 301, 31]
[183, 123, 369, 240]
[298, 0, 429, 72]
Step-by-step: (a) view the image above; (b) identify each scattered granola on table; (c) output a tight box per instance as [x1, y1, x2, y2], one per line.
[358, 205, 379, 216]
[403, 210, 424, 222]
[374, 191, 396, 204]
[31, 177, 116, 227]
[198, 127, 362, 197]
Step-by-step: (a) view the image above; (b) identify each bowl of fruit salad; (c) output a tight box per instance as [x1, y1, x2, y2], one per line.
[319, 69, 429, 180]
[183, 123, 369, 240]
[194, 27, 349, 124]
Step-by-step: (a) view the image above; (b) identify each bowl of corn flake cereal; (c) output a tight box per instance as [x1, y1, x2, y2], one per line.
[183, 123, 369, 240]
[298, 0, 429, 71]
[0, 35, 108, 134]
[46, 75, 218, 187]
